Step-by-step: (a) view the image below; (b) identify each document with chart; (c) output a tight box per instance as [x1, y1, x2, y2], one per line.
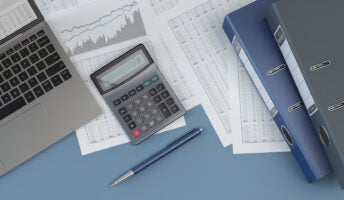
[46, 0, 288, 154]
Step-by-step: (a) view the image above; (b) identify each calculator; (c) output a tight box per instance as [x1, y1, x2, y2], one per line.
[91, 44, 186, 145]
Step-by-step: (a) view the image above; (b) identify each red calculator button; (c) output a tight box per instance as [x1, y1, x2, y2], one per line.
[132, 129, 141, 138]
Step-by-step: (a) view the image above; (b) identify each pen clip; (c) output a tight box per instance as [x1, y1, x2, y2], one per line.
[166, 132, 190, 148]
[165, 128, 202, 148]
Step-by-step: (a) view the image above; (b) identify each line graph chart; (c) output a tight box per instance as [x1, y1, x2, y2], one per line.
[53, 0, 146, 56]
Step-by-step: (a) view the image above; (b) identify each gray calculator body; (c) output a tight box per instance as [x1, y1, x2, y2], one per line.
[91, 44, 185, 145]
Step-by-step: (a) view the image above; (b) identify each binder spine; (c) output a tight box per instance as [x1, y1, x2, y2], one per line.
[271, 25, 317, 116]
[232, 32, 323, 182]
[265, 5, 343, 186]
[223, 16, 328, 182]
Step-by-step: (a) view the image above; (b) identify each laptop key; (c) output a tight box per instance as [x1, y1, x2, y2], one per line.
[29, 34, 37, 41]
[42, 80, 53, 92]
[28, 43, 39, 52]
[19, 48, 30, 58]
[36, 72, 47, 82]
[60, 69, 72, 80]
[10, 53, 21, 63]
[18, 71, 29, 81]
[21, 39, 30, 46]
[28, 77, 38, 88]
[24, 91, 35, 103]
[3, 69, 13, 79]
[37, 36, 50, 47]
[6, 48, 14, 55]
[0, 82, 11, 92]
[33, 86, 44, 98]
[46, 44, 55, 53]
[0, 74, 4, 83]
[27, 66, 38, 76]
[11, 64, 22, 74]
[20, 59, 30, 69]
[38, 49, 48, 59]
[0, 96, 26, 120]
[14, 43, 22, 51]
[29, 53, 39, 64]
[46, 61, 65, 77]
[0, 53, 6, 60]
[51, 74, 63, 86]
[1, 93, 12, 104]
[9, 76, 20, 87]
[2, 58, 12, 68]
[37, 30, 45, 37]
[10, 88, 20, 99]
[19, 82, 29, 93]
[36, 61, 47, 71]
[45, 53, 60, 66]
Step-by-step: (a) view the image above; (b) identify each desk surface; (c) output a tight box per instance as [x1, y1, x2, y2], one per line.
[0, 105, 343, 199]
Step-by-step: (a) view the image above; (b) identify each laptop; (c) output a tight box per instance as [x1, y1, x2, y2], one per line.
[0, 0, 102, 176]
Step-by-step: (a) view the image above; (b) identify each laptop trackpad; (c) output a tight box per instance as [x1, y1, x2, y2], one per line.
[0, 103, 50, 173]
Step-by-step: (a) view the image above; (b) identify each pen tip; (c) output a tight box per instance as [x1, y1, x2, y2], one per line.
[199, 128, 204, 132]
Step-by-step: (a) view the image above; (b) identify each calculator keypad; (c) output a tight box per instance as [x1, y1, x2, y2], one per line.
[113, 75, 181, 140]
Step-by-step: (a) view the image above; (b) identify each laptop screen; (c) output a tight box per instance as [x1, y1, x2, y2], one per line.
[0, 0, 38, 41]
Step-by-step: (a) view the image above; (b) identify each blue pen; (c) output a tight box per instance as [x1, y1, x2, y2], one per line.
[111, 128, 203, 186]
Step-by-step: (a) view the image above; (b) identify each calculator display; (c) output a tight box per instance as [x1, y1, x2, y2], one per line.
[96, 50, 149, 91]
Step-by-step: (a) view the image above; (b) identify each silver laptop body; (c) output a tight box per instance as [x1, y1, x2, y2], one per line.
[0, 0, 102, 176]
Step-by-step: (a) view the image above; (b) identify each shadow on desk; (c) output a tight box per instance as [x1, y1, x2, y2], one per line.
[0, 105, 343, 200]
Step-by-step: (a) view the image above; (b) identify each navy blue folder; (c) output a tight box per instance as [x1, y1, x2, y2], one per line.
[222, 0, 332, 182]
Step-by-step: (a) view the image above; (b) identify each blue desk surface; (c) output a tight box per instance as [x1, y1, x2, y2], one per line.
[1, 105, 343, 199]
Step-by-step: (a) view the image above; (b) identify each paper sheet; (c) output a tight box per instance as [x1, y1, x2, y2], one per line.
[46, 0, 289, 154]
[35, 0, 94, 17]
[142, 0, 288, 152]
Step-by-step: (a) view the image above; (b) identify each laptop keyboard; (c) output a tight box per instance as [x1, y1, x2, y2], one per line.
[0, 30, 72, 120]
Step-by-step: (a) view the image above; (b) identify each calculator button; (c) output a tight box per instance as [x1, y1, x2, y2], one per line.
[151, 75, 159, 82]
[121, 94, 129, 101]
[151, 108, 159, 115]
[143, 80, 151, 87]
[133, 98, 142, 105]
[161, 90, 170, 99]
[142, 93, 150, 101]
[166, 97, 175, 106]
[143, 112, 151, 120]
[141, 125, 148, 132]
[158, 102, 171, 118]
[146, 100, 154, 108]
[126, 103, 134, 111]
[123, 114, 132, 123]
[156, 83, 165, 91]
[170, 105, 180, 113]
[130, 110, 139, 118]
[155, 114, 164, 122]
[128, 89, 136, 96]
[118, 107, 127, 115]
[153, 95, 163, 104]
[136, 84, 144, 92]
[132, 129, 141, 138]
[135, 117, 144, 125]
[149, 88, 158, 96]
[148, 120, 156, 128]
[128, 121, 137, 130]
[138, 105, 146, 113]
[113, 99, 121, 106]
